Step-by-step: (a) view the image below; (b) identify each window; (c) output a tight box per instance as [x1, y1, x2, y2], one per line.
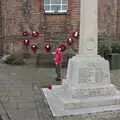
[44, 0, 68, 13]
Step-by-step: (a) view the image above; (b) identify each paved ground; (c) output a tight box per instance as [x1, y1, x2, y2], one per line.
[0, 62, 65, 120]
[0, 61, 120, 120]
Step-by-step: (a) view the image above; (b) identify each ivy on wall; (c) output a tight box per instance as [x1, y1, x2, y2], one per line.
[21, 0, 32, 23]
[18, 23, 24, 32]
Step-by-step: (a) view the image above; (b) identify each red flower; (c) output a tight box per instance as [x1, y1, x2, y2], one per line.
[23, 39, 30, 46]
[67, 38, 74, 45]
[22, 31, 28, 36]
[73, 31, 79, 38]
[32, 31, 39, 37]
[45, 44, 51, 52]
[59, 44, 66, 52]
[48, 85, 52, 90]
[31, 44, 38, 53]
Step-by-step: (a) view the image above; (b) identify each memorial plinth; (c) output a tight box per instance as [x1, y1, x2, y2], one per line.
[43, 0, 120, 117]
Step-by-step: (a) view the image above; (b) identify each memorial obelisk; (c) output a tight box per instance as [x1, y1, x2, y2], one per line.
[43, 0, 120, 117]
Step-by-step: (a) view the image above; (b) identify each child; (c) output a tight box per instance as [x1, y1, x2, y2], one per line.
[54, 48, 63, 81]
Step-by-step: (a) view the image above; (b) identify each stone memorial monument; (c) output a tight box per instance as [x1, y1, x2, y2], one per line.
[43, 0, 120, 117]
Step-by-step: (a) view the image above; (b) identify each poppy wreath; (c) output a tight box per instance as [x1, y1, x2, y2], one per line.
[32, 31, 39, 37]
[67, 38, 74, 45]
[23, 39, 30, 46]
[22, 31, 29, 36]
[45, 44, 51, 52]
[59, 44, 67, 52]
[31, 44, 38, 53]
[72, 31, 79, 38]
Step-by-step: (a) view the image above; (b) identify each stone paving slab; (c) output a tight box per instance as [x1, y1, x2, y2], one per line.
[0, 64, 41, 120]
[33, 84, 54, 120]
[0, 64, 120, 120]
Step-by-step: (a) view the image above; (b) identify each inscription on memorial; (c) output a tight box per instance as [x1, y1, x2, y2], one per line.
[78, 64, 104, 83]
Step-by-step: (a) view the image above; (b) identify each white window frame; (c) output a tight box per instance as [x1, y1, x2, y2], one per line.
[44, 0, 68, 13]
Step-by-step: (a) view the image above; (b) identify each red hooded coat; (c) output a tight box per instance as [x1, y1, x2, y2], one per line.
[55, 48, 63, 65]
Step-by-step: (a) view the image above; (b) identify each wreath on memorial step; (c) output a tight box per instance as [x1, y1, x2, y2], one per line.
[21, 31, 79, 53]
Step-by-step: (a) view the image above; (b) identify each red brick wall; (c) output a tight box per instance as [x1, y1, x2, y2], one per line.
[0, 0, 119, 55]
[0, 1, 3, 56]
[98, 0, 118, 40]
[116, 0, 120, 40]
[39, 0, 80, 51]
[69, 0, 80, 30]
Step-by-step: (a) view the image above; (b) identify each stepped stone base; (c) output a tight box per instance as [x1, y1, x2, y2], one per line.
[42, 55, 120, 117]
[55, 110, 120, 120]
[43, 86, 120, 117]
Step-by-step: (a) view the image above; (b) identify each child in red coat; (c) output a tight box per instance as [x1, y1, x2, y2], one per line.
[54, 48, 63, 81]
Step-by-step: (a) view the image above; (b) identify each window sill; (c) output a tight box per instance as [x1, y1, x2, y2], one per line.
[44, 12, 68, 15]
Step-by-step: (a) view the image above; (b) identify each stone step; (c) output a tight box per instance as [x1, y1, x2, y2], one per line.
[64, 105, 120, 116]
[43, 88, 120, 117]
[63, 96, 120, 110]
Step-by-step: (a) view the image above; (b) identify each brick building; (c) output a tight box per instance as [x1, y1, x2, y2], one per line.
[0, 0, 120, 55]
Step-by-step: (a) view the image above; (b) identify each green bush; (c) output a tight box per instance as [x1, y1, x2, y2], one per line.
[111, 42, 120, 53]
[4, 54, 17, 64]
[98, 40, 120, 61]
[4, 54, 25, 65]
[12, 58, 25, 65]
[98, 44, 111, 59]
